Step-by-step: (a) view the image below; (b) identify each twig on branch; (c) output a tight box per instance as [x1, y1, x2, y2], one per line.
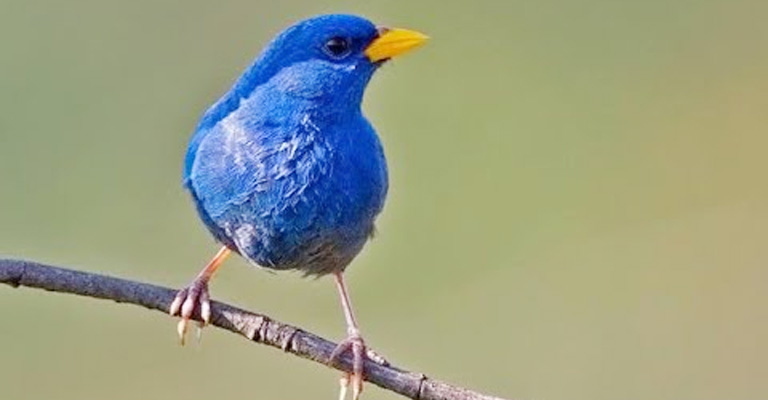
[0, 258, 508, 400]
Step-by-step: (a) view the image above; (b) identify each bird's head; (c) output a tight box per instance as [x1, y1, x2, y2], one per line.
[202, 14, 426, 126]
[259, 14, 427, 69]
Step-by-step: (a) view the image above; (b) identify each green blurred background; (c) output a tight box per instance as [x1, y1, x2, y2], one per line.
[1, 0, 767, 399]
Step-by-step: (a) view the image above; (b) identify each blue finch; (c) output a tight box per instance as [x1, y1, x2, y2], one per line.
[169, 14, 427, 399]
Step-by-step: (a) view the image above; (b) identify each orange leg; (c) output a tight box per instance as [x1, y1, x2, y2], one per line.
[169, 246, 231, 344]
[334, 271, 361, 338]
[330, 271, 381, 400]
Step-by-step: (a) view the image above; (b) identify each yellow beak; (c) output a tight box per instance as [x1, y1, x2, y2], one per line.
[365, 28, 429, 62]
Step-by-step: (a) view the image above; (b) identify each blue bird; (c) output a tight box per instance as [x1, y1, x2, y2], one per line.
[169, 14, 427, 399]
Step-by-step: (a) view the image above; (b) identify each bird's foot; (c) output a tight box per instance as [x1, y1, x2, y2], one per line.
[329, 330, 387, 400]
[169, 278, 211, 345]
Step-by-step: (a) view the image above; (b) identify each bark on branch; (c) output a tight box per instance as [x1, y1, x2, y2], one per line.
[0, 258, 508, 400]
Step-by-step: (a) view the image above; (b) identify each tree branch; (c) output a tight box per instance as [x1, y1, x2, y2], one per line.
[0, 258, 508, 400]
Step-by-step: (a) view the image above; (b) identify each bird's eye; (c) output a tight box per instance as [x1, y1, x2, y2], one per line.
[323, 37, 351, 58]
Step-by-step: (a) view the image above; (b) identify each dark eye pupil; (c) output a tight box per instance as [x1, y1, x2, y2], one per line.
[325, 37, 349, 56]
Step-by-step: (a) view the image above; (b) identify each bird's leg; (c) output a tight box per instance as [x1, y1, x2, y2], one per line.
[169, 246, 231, 345]
[329, 271, 383, 400]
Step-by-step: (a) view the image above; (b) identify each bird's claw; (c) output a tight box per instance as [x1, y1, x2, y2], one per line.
[169, 278, 211, 345]
[339, 373, 351, 400]
[365, 348, 388, 366]
[330, 331, 384, 400]
[338, 370, 363, 400]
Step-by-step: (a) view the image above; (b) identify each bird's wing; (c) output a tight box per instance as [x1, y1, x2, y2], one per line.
[185, 111, 334, 259]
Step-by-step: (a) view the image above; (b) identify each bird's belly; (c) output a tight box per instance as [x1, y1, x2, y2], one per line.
[223, 186, 377, 276]
[199, 146, 384, 275]
[254, 227, 371, 276]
